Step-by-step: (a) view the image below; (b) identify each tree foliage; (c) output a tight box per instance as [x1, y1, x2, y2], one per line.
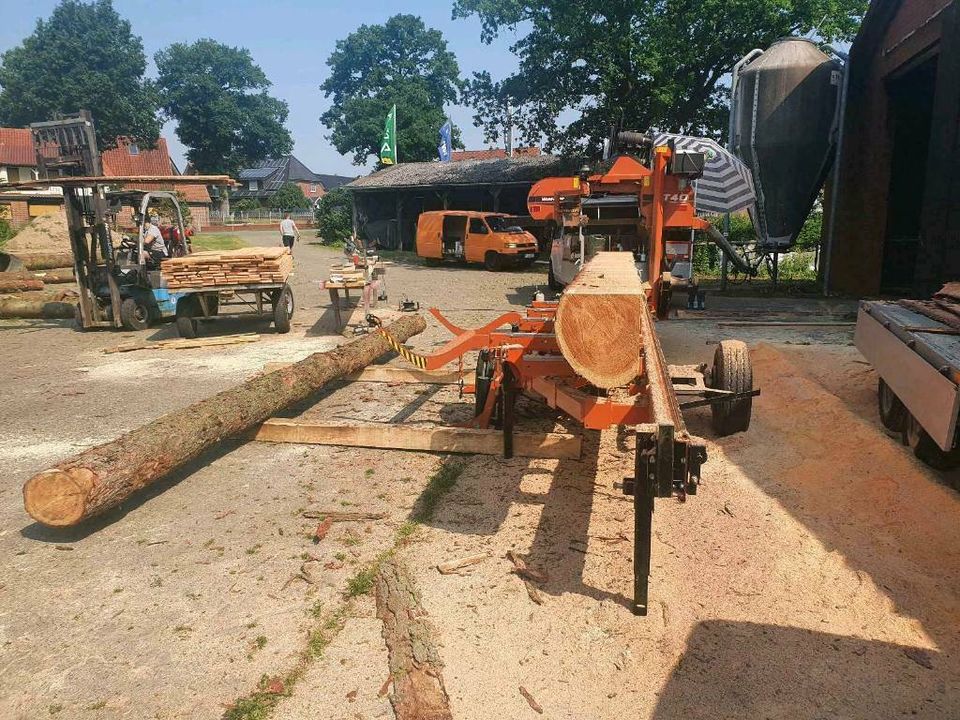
[0, 0, 160, 146]
[269, 182, 312, 210]
[315, 188, 353, 245]
[320, 14, 463, 165]
[155, 39, 293, 176]
[454, 0, 867, 155]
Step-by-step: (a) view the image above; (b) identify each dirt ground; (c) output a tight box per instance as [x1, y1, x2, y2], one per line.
[1, 232, 958, 719]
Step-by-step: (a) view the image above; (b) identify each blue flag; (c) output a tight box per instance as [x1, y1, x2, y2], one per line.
[437, 120, 452, 162]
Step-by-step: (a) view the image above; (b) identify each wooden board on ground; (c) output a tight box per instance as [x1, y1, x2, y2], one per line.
[103, 334, 260, 354]
[252, 420, 582, 459]
[554, 252, 645, 389]
[262, 363, 467, 385]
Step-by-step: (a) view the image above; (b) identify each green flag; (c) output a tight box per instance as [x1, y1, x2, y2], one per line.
[380, 104, 397, 165]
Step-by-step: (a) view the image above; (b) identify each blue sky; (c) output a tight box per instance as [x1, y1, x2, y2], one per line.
[0, 0, 528, 176]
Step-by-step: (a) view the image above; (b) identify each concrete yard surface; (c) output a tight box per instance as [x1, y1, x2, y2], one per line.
[1, 236, 958, 719]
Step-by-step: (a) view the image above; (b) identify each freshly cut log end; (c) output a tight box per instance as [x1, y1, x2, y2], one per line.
[22, 468, 95, 527]
[555, 252, 645, 389]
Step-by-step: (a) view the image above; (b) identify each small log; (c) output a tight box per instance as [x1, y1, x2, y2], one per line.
[519, 687, 544, 714]
[0, 268, 73, 285]
[375, 556, 452, 720]
[436, 553, 489, 575]
[301, 510, 387, 521]
[22, 314, 426, 527]
[554, 252, 645, 389]
[0, 278, 44, 293]
[0, 297, 75, 319]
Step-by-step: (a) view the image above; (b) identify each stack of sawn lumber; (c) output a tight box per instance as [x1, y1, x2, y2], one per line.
[899, 282, 960, 331]
[161, 247, 293, 289]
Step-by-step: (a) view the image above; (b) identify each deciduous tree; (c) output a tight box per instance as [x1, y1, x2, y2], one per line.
[155, 39, 292, 176]
[315, 188, 353, 245]
[454, 0, 867, 154]
[320, 15, 463, 164]
[268, 182, 312, 210]
[0, 0, 160, 146]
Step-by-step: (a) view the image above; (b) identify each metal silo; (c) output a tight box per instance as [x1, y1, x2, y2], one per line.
[733, 38, 843, 250]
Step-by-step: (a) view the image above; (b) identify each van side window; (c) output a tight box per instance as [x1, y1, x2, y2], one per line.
[469, 217, 488, 234]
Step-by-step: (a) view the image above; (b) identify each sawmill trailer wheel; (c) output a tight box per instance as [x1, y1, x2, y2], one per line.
[710, 339, 754, 436]
[174, 282, 294, 338]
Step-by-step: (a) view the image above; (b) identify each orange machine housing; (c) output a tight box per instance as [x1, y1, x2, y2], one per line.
[528, 148, 708, 313]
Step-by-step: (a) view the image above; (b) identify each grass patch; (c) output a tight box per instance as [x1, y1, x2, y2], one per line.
[254, 635, 268, 650]
[191, 233, 248, 252]
[411, 460, 465, 523]
[345, 567, 377, 597]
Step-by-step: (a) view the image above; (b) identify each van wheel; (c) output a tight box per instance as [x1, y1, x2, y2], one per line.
[903, 413, 960, 470]
[484, 251, 502, 271]
[120, 297, 150, 331]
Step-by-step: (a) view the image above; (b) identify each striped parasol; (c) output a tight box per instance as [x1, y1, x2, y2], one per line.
[654, 132, 756, 215]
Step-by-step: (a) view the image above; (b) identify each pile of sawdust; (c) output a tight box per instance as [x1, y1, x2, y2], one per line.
[5, 212, 70, 253]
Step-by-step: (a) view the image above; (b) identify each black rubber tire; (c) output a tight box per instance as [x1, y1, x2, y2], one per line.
[175, 297, 199, 338]
[711, 339, 753, 436]
[903, 413, 960, 470]
[878, 378, 907, 432]
[120, 297, 149, 331]
[484, 251, 501, 272]
[272, 285, 294, 334]
[547, 263, 564, 291]
[474, 350, 493, 416]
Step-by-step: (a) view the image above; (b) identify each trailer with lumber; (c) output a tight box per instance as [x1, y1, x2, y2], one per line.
[855, 286, 960, 470]
[375, 131, 760, 616]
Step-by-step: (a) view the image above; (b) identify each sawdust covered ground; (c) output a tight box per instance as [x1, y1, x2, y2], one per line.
[0, 236, 957, 718]
[3, 212, 72, 253]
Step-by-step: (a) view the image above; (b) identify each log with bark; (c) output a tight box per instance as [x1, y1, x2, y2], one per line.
[22, 314, 426, 527]
[0, 296, 75, 319]
[554, 252, 646, 389]
[0, 277, 44, 293]
[375, 556, 452, 720]
[9, 252, 75, 271]
[0, 268, 75, 284]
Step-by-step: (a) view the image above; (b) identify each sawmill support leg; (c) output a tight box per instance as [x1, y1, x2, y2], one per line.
[502, 369, 516, 459]
[633, 430, 657, 616]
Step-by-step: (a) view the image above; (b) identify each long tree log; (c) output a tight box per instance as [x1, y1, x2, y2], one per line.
[0, 278, 44, 292]
[23, 314, 426, 526]
[0, 297, 75, 319]
[0, 268, 75, 284]
[554, 252, 646, 389]
[6, 252, 75, 270]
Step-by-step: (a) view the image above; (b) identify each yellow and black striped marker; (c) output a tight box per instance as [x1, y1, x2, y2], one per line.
[377, 328, 428, 369]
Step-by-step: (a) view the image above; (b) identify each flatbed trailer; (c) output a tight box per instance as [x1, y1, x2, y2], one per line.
[169, 281, 294, 338]
[855, 300, 960, 468]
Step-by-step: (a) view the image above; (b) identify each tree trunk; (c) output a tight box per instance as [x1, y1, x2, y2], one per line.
[375, 556, 452, 720]
[0, 278, 44, 292]
[554, 251, 645, 389]
[10, 252, 75, 270]
[22, 314, 426, 527]
[0, 297, 75, 319]
[0, 268, 74, 285]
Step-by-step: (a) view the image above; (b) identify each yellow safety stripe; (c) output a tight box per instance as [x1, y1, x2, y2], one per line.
[377, 328, 428, 369]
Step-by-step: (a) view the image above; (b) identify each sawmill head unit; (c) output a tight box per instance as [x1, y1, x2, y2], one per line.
[379, 134, 759, 615]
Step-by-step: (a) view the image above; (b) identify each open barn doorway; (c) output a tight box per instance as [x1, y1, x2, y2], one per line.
[880, 56, 938, 293]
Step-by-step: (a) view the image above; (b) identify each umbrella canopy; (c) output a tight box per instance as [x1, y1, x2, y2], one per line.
[653, 132, 756, 215]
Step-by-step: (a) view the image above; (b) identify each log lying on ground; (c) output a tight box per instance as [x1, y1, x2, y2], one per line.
[10, 252, 74, 270]
[376, 556, 453, 720]
[0, 268, 74, 287]
[22, 314, 426, 527]
[554, 251, 645, 389]
[0, 296, 75, 319]
[0, 277, 44, 292]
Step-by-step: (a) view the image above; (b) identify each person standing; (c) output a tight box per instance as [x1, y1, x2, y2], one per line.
[280, 213, 300, 254]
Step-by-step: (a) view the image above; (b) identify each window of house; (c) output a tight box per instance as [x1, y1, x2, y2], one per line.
[249, 180, 258, 191]
[19, 167, 36, 182]
[469, 217, 489, 234]
[128, 143, 139, 156]
[310, 184, 317, 194]
[0, 168, 8, 184]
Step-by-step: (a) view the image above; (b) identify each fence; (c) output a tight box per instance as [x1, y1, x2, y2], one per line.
[209, 209, 315, 225]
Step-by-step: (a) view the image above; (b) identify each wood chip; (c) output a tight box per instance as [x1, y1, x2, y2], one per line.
[524, 581, 545, 605]
[519, 686, 543, 714]
[506, 550, 548, 584]
[313, 517, 333, 542]
[437, 553, 490, 575]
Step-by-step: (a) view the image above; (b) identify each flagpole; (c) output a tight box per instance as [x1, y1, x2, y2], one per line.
[393, 104, 398, 164]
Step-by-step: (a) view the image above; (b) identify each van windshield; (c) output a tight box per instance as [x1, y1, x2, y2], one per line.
[485, 216, 524, 233]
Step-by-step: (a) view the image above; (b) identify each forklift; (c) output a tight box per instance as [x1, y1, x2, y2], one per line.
[24, 111, 233, 330]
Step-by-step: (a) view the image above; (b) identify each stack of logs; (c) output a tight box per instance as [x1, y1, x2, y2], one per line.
[0, 265, 77, 319]
[161, 247, 293, 289]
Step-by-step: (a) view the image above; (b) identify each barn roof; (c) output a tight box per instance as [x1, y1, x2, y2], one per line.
[0, 127, 35, 166]
[102, 138, 211, 204]
[347, 155, 572, 191]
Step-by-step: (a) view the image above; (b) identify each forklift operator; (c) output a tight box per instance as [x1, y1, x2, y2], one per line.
[141, 215, 168, 267]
